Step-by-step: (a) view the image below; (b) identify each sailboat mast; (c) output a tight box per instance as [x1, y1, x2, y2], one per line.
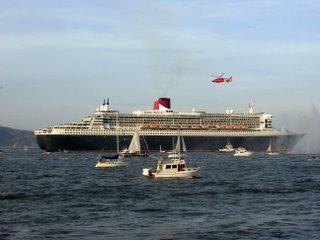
[116, 111, 119, 153]
[178, 130, 181, 155]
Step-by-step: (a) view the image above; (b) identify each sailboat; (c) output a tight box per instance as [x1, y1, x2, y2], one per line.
[95, 114, 129, 168]
[142, 134, 200, 178]
[95, 154, 129, 168]
[120, 129, 149, 157]
[168, 135, 187, 158]
[267, 141, 280, 156]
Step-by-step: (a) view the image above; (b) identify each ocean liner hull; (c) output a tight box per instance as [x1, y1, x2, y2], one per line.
[36, 133, 304, 152]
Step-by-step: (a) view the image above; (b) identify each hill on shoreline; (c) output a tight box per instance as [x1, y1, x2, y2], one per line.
[0, 126, 38, 148]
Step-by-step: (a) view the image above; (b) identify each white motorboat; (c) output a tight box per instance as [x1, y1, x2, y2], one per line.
[219, 140, 235, 153]
[142, 134, 200, 178]
[234, 147, 253, 157]
[142, 158, 200, 178]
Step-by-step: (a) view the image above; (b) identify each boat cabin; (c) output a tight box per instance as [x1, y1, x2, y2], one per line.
[156, 159, 186, 172]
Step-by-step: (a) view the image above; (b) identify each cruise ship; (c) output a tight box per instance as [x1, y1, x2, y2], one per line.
[34, 98, 304, 152]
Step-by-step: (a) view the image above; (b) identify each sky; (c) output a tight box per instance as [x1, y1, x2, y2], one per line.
[0, 0, 320, 133]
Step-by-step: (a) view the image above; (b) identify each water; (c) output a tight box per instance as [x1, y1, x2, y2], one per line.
[1, 149, 320, 239]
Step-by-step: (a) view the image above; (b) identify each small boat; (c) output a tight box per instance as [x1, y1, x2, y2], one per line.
[219, 140, 235, 153]
[170, 125, 180, 129]
[168, 135, 187, 158]
[120, 129, 149, 157]
[308, 156, 320, 161]
[142, 158, 200, 179]
[266, 141, 280, 155]
[142, 134, 200, 178]
[95, 113, 129, 168]
[95, 154, 129, 168]
[149, 124, 159, 129]
[267, 151, 280, 156]
[234, 147, 253, 157]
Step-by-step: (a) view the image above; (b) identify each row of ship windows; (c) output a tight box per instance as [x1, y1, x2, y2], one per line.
[108, 116, 261, 122]
[54, 116, 264, 125]
[63, 129, 263, 135]
[53, 121, 266, 129]
[109, 120, 261, 125]
[55, 116, 264, 125]
[53, 121, 261, 129]
[54, 127, 89, 129]
[116, 115, 260, 119]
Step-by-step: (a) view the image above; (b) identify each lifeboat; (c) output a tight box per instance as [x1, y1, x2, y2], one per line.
[140, 124, 150, 129]
[149, 124, 159, 129]
[216, 125, 227, 129]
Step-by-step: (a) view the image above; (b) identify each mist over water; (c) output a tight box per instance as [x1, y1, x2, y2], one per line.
[294, 105, 320, 154]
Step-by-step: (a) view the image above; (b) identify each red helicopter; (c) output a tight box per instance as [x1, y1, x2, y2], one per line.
[211, 73, 232, 83]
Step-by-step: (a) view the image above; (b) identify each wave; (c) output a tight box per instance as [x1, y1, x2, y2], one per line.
[133, 208, 163, 213]
[227, 185, 320, 194]
[0, 193, 28, 200]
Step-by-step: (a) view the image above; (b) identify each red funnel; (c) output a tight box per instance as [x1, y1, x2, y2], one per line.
[153, 98, 171, 110]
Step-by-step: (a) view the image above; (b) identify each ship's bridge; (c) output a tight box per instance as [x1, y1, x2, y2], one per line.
[133, 109, 174, 115]
[260, 114, 272, 129]
[132, 109, 204, 116]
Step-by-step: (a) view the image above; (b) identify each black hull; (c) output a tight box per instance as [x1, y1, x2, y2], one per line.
[35, 133, 304, 152]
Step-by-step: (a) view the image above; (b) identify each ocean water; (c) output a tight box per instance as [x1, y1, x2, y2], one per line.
[1, 149, 320, 240]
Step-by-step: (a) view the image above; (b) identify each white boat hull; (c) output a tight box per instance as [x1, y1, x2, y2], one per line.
[142, 167, 200, 178]
[234, 152, 253, 157]
[95, 161, 129, 168]
[267, 152, 280, 156]
[219, 149, 235, 153]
